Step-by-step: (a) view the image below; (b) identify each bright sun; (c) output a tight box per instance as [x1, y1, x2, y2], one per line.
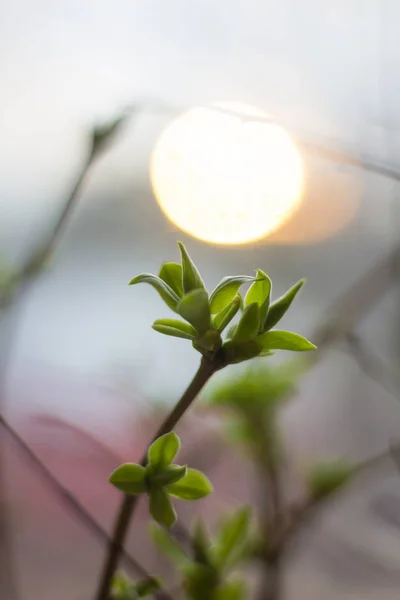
[150, 103, 304, 245]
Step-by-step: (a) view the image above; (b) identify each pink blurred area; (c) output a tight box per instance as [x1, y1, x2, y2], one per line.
[3, 363, 255, 599]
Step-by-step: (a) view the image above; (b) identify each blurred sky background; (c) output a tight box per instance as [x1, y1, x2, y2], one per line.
[2, 2, 400, 599]
[1, 0, 399, 422]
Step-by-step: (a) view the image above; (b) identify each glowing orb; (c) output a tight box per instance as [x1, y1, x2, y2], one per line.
[150, 103, 303, 245]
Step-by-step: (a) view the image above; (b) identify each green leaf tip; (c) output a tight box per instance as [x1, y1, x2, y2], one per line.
[167, 468, 213, 500]
[109, 463, 147, 495]
[129, 273, 180, 312]
[177, 241, 206, 294]
[245, 269, 271, 329]
[214, 506, 251, 569]
[148, 432, 181, 470]
[263, 278, 305, 331]
[149, 487, 177, 528]
[258, 330, 316, 352]
[209, 275, 256, 314]
[152, 319, 197, 340]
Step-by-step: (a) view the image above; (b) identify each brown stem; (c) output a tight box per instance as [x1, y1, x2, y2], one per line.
[257, 460, 283, 600]
[94, 356, 220, 600]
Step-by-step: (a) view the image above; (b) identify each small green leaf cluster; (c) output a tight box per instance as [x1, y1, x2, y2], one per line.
[307, 461, 353, 501]
[129, 242, 315, 363]
[152, 507, 252, 600]
[109, 432, 212, 528]
[111, 571, 161, 600]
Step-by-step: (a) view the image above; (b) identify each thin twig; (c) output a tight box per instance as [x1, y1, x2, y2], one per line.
[0, 415, 145, 576]
[0, 111, 132, 600]
[312, 245, 400, 351]
[256, 438, 284, 600]
[277, 443, 400, 552]
[344, 332, 400, 398]
[136, 99, 400, 185]
[0, 414, 172, 599]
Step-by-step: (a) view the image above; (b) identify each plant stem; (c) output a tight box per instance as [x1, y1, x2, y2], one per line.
[257, 461, 283, 600]
[94, 356, 220, 600]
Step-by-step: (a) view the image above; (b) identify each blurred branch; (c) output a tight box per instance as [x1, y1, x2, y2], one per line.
[0, 414, 172, 600]
[277, 443, 399, 552]
[136, 99, 400, 184]
[311, 244, 400, 351]
[343, 332, 400, 398]
[6, 109, 132, 296]
[257, 462, 283, 600]
[0, 109, 132, 600]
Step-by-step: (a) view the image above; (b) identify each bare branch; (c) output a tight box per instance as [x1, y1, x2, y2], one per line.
[344, 332, 400, 398]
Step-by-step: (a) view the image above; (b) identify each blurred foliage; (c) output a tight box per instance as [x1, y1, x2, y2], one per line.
[151, 507, 253, 600]
[111, 571, 161, 599]
[203, 359, 306, 461]
[307, 461, 353, 501]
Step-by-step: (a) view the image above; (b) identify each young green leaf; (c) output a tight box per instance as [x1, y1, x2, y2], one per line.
[135, 577, 162, 597]
[150, 523, 191, 568]
[152, 324, 194, 340]
[209, 276, 256, 314]
[213, 507, 251, 569]
[184, 564, 219, 600]
[192, 520, 211, 564]
[214, 581, 246, 600]
[167, 468, 213, 500]
[308, 462, 352, 500]
[159, 262, 183, 297]
[212, 295, 241, 333]
[222, 340, 262, 364]
[244, 269, 271, 329]
[152, 319, 197, 340]
[150, 464, 187, 487]
[149, 487, 177, 528]
[232, 303, 260, 342]
[257, 330, 316, 352]
[263, 279, 305, 331]
[129, 273, 180, 312]
[178, 242, 205, 293]
[111, 571, 137, 600]
[178, 289, 211, 335]
[148, 432, 180, 470]
[109, 463, 147, 495]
